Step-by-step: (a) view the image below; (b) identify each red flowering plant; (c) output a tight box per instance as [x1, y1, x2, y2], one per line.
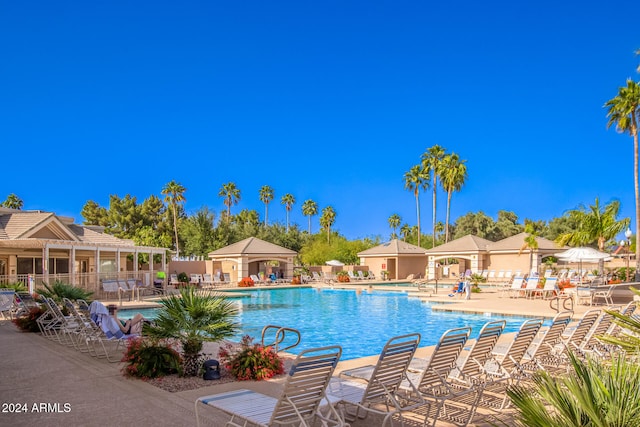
[13, 306, 46, 333]
[121, 337, 182, 379]
[238, 277, 255, 287]
[218, 335, 284, 381]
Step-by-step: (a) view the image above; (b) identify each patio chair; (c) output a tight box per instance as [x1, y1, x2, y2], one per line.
[522, 276, 540, 299]
[13, 291, 41, 317]
[189, 274, 202, 286]
[480, 318, 543, 410]
[540, 277, 559, 299]
[367, 271, 376, 280]
[591, 285, 614, 306]
[0, 288, 15, 320]
[201, 273, 215, 289]
[399, 327, 481, 427]
[448, 320, 507, 388]
[195, 345, 344, 427]
[347, 271, 361, 281]
[88, 300, 139, 362]
[169, 274, 180, 288]
[329, 333, 424, 427]
[503, 276, 525, 298]
[578, 306, 621, 358]
[521, 311, 573, 373]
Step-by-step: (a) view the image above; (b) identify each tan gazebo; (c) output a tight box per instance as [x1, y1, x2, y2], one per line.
[357, 239, 427, 280]
[207, 237, 297, 283]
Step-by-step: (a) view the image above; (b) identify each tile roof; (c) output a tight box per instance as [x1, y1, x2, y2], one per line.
[424, 235, 493, 253]
[208, 237, 297, 257]
[358, 239, 426, 256]
[487, 232, 562, 251]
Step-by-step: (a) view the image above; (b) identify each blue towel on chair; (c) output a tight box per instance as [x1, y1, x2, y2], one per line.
[89, 301, 126, 339]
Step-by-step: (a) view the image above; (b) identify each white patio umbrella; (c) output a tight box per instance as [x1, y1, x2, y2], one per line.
[554, 247, 612, 285]
[325, 260, 345, 267]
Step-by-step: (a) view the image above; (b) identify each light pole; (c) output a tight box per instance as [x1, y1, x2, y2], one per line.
[625, 228, 632, 282]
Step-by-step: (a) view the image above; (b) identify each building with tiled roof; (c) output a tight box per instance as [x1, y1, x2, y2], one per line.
[208, 237, 297, 283]
[0, 207, 167, 295]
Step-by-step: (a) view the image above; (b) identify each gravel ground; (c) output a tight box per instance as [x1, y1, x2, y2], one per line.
[141, 341, 294, 393]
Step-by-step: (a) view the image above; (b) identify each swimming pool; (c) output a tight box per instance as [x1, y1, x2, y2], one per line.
[121, 288, 548, 360]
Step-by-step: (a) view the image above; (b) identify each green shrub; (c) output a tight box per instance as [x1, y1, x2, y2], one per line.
[121, 337, 182, 379]
[37, 280, 93, 303]
[177, 272, 189, 282]
[218, 335, 284, 381]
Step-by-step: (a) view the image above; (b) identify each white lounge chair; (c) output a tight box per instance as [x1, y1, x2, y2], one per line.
[400, 327, 481, 427]
[0, 288, 15, 320]
[201, 273, 214, 289]
[329, 333, 424, 426]
[196, 345, 344, 427]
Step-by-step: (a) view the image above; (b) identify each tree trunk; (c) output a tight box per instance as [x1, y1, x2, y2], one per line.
[415, 192, 421, 247]
[445, 190, 452, 243]
[634, 127, 640, 281]
[432, 179, 437, 248]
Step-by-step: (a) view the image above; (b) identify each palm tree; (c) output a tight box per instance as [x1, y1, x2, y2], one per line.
[1, 193, 24, 209]
[404, 164, 430, 247]
[605, 79, 640, 278]
[319, 206, 336, 244]
[301, 199, 318, 234]
[421, 145, 447, 248]
[218, 182, 241, 220]
[161, 180, 186, 259]
[281, 193, 295, 232]
[556, 198, 629, 251]
[440, 153, 467, 243]
[400, 223, 411, 242]
[519, 222, 540, 274]
[145, 287, 239, 376]
[258, 185, 274, 226]
[388, 214, 401, 239]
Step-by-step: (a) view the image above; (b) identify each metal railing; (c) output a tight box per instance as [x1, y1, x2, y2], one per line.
[0, 271, 164, 300]
[260, 325, 301, 353]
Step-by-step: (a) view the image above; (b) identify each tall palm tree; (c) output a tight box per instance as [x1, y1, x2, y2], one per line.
[218, 182, 241, 220]
[388, 214, 401, 239]
[556, 198, 630, 251]
[281, 193, 295, 232]
[404, 164, 430, 247]
[1, 193, 24, 209]
[421, 145, 447, 248]
[319, 206, 336, 244]
[161, 180, 186, 259]
[605, 79, 640, 278]
[301, 199, 318, 234]
[259, 185, 274, 226]
[440, 153, 467, 243]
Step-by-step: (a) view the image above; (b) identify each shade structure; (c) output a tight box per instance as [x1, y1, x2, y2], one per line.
[554, 247, 612, 285]
[554, 247, 612, 263]
[325, 259, 345, 267]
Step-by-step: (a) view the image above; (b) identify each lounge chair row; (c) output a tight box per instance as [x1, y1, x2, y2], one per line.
[195, 301, 637, 426]
[36, 296, 140, 362]
[169, 273, 231, 289]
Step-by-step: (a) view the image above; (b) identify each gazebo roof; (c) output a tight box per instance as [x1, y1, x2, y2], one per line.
[358, 239, 426, 257]
[425, 235, 493, 254]
[488, 232, 562, 252]
[208, 237, 297, 257]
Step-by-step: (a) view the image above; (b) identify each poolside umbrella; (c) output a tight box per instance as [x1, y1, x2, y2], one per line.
[554, 247, 612, 285]
[325, 260, 345, 267]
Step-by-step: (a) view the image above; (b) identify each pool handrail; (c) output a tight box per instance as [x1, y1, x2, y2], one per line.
[261, 325, 301, 353]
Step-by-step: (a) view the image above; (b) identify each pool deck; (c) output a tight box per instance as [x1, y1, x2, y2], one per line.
[1, 285, 633, 426]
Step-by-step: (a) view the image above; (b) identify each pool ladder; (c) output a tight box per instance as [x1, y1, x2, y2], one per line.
[261, 325, 301, 353]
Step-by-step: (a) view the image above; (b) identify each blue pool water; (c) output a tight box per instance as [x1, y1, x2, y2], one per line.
[121, 288, 549, 360]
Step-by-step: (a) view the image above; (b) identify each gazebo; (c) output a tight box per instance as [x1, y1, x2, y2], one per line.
[207, 237, 297, 283]
[357, 239, 428, 280]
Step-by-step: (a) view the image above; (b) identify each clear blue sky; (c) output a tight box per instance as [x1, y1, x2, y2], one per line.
[2, 1, 639, 240]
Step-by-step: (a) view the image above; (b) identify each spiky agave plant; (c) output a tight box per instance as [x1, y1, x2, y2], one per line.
[508, 309, 640, 427]
[145, 286, 239, 376]
[37, 280, 93, 303]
